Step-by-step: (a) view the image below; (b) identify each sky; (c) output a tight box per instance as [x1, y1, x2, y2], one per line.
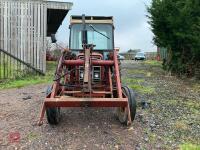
[54, 0, 156, 52]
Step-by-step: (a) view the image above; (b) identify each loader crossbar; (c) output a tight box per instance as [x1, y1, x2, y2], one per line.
[45, 97, 128, 107]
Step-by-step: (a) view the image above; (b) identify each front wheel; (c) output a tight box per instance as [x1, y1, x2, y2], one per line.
[45, 86, 61, 125]
[46, 107, 61, 125]
[117, 86, 137, 125]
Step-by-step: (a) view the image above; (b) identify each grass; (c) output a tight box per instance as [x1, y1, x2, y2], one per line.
[192, 83, 200, 93]
[180, 143, 200, 150]
[127, 69, 154, 78]
[122, 77, 155, 94]
[123, 60, 200, 148]
[123, 78, 145, 83]
[127, 69, 146, 75]
[130, 84, 155, 94]
[143, 60, 162, 67]
[0, 56, 15, 79]
[0, 61, 56, 89]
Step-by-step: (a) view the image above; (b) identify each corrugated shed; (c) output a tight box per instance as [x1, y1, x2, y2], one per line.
[0, 0, 72, 73]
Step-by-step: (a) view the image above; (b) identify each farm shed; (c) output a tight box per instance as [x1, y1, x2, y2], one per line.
[0, 0, 72, 79]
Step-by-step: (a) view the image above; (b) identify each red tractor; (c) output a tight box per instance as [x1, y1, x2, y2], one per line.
[38, 15, 136, 126]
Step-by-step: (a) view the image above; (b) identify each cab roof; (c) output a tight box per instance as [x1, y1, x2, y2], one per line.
[70, 15, 114, 25]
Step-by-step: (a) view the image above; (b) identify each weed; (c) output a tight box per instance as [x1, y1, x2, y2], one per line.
[148, 132, 156, 143]
[127, 69, 146, 75]
[127, 69, 154, 77]
[144, 60, 162, 67]
[180, 143, 200, 150]
[184, 101, 200, 110]
[27, 132, 39, 141]
[174, 120, 188, 131]
[146, 72, 152, 77]
[123, 78, 145, 84]
[122, 77, 155, 94]
[164, 99, 179, 105]
[131, 84, 155, 94]
[192, 84, 200, 93]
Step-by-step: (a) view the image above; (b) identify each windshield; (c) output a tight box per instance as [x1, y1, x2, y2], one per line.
[70, 24, 113, 50]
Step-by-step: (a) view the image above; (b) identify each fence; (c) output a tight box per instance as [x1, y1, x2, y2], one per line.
[0, 48, 44, 81]
[145, 52, 157, 60]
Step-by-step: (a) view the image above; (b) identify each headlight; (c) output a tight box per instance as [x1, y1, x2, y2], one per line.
[94, 72, 100, 79]
[80, 72, 84, 79]
[93, 67, 101, 81]
[79, 67, 84, 80]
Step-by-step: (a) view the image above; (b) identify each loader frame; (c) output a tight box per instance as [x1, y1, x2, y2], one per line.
[38, 15, 133, 126]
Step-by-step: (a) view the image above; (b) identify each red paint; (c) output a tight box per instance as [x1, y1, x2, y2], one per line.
[8, 132, 20, 143]
[38, 48, 132, 125]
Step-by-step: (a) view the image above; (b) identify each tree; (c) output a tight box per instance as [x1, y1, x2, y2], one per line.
[147, 0, 200, 76]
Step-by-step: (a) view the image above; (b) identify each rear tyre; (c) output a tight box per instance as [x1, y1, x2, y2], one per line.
[117, 86, 137, 125]
[45, 86, 61, 125]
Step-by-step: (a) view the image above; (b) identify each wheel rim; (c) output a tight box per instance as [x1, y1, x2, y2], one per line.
[117, 107, 127, 123]
[117, 86, 136, 124]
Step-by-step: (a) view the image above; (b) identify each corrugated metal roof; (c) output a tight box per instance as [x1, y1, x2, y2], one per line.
[46, 1, 73, 10]
[46, 0, 73, 35]
[45, 1, 73, 35]
[70, 16, 113, 24]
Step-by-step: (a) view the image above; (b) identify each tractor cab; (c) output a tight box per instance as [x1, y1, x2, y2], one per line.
[69, 16, 114, 58]
[68, 16, 115, 83]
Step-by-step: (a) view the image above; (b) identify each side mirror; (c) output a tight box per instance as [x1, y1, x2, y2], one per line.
[51, 34, 57, 43]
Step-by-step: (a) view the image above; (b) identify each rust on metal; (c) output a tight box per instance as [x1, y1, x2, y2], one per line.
[64, 60, 114, 66]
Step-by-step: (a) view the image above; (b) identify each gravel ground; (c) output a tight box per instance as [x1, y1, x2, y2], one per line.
[0, 60, 199, 149]
[121, 60, 200, 149]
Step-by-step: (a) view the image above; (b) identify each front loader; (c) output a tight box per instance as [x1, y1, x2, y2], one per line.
[38, 14, 136, 126]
